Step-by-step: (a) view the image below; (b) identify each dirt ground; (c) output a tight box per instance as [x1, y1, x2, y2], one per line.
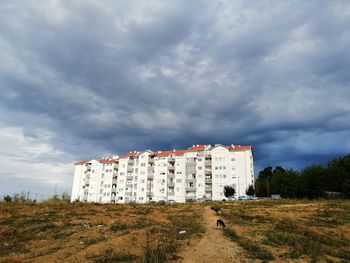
[176, 207, 244, 263]
[1, 200, 350, 263]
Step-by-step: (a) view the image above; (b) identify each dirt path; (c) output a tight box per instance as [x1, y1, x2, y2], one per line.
[177, 207, 245, 263]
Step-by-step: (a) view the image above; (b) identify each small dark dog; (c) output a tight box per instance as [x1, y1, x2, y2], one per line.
[211, 206, 222, 215]
[217, 219, 226, 228]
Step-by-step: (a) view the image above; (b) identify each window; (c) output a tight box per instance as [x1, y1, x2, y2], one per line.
[223, 166, 226, 170]
[223, 175, 226, 178]
[198, 166, 202, 170]
[176, 179, 182, 183]
[141, 163, 146, 167]
[177, 171, 182, 174]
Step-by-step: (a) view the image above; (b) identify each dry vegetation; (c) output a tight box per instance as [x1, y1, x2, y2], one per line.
[1, 199, 350, 262]
[220, 199, 350, 262]
[0, 200, 204, 263]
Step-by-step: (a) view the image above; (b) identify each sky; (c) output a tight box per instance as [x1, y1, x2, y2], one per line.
[0, 0, 349, 199]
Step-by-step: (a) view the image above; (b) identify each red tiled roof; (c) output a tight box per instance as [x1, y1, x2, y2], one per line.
[74, 160, 89, 165]
[228, 145, 252, 151]
[119, 152, 140, 159]
[98, 158, 118, 163]
[187, 145, 208, 151]
[152, 150, 187, 157]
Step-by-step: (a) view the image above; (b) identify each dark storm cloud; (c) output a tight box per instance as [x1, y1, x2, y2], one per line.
[0, 0, 349, 196]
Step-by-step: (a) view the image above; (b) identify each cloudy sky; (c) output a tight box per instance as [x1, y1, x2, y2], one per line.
[0, 0, 349, 198]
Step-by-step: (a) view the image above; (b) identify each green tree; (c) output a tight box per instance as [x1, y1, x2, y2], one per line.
[224, 185, 236, 198]
[4, 195, 12, 202]
[246, 184, 255, 196]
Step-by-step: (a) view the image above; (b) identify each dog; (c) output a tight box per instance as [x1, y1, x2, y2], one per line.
[211, 206, 222, 215]
[216, 219, 226, 229]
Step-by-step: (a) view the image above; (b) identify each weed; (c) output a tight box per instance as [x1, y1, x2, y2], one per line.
[224, 228, 274, 261]
[88, 248, 137, 263]
[84, 234, 106, 246]
[110, 222, 128, 232]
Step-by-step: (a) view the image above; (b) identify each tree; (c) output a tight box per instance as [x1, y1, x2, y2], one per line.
[246, 184, 255, 196]
[224, 185, 236, 199]
[61, 191, 71, 200]
[4, 195, 12, 202]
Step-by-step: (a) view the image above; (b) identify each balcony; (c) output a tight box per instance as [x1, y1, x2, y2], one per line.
[186, 178, 196, 183]
[168, 165, 175, 171]
[126, 175, 133, 180]
[168, 157, 175, 162]
[148, 158, 155, 164]
[205, 178, 212, 183]
[128, 159, 134, 165]
[168, 182, 175, 187]
[186, 187, 196, 192]
[205, 154, 211, 159]
[205, 160, 212, 166]
[168, 173, 175, 179]
[205, 186, 213, 192]
[147, 174, 154, 180]
[205, 169, 212, 175]
[127, 166, 133, 172]
[168, 191, 175, 196]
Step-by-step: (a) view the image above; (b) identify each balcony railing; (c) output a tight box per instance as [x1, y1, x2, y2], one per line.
[185, 187, 196, 192]
[168, 166, 175, 170]
[168, 182, 175, 187]
[126, 175, 133, 180]
[186, 178, 196, 183]
[205, 169, 212, 175]
[205, 154, 211, 159]
[147, 174, 154, 180]
[205, 186, 212, 192]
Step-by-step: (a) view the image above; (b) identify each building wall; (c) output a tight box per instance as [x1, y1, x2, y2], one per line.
[71, 144, 254, 203]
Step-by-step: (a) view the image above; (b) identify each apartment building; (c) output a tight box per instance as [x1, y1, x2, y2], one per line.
[71, 144, 254, 203]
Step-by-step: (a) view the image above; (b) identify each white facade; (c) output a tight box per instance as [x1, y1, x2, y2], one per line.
[71, 144, 254, 203]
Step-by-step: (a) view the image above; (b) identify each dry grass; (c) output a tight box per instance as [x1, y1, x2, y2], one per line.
[220, 199, 350, 262]
[1, 199, 350, 262]
[0, 200, 204, 263]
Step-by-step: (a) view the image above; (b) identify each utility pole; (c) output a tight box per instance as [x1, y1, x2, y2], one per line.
[27, 191, 30, 201]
